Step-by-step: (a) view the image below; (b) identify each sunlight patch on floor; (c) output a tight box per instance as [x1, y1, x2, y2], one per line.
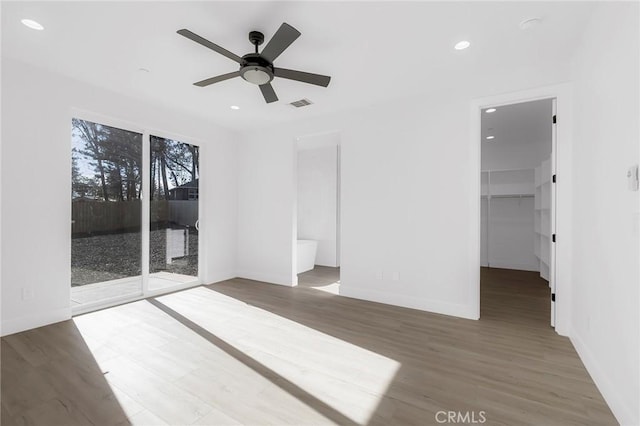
[156, 287, 401, 425]
[73, 285, 400, 425]
[71, 272, 196, 307]
[310, 281, 340, 294]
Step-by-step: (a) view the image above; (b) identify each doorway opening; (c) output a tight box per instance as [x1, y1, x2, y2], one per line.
[295, 132, 341, 294]
[479, 98, 557, 327]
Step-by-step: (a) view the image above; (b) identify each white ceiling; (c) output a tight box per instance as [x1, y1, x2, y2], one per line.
[1, 2, 594, 130]
[481, 98, 553, 145]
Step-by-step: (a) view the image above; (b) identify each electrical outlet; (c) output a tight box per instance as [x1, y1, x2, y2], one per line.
[375, 271, 383, 280]
[391, 272, 400, 281]
[22, 287, 35, 301]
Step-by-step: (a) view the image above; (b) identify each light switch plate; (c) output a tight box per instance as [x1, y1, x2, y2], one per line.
[627, 165, 639, 191]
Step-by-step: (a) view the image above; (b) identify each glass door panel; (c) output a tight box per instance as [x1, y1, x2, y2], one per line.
[149, 135, 199, 292]
[71, 118, 143, 307]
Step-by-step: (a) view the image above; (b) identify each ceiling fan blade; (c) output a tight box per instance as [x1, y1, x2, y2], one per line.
[193, 71, 241, 87]
[259, 83, 278, 103]
[273, 68, 331, 87]
[260, 23, 301, 62]
[177, 29, 242, 64]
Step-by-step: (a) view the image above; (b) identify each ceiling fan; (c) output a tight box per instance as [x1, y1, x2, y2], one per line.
[177, 23, 331, 104]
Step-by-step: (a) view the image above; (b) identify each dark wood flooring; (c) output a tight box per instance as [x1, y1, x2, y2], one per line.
[0, 267, 616, 425]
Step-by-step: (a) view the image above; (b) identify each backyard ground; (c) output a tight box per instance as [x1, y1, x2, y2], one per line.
[71, 228, 198, 286]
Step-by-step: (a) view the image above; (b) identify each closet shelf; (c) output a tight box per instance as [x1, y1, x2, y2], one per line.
[535, 157, 552, 283]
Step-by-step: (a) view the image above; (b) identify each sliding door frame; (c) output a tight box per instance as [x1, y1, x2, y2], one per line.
[70, 109, 203, 315]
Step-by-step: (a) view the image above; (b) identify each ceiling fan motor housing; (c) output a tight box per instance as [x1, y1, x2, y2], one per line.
[240, 53, 274, 85]
[248, 31, 265, 46]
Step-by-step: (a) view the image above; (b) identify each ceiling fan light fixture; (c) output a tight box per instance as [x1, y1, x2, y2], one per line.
[240, 66, 272, 85]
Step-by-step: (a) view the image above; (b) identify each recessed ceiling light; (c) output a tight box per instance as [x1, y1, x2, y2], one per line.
[520, 17, 542, 30]
[486, 136, 495, 140]
[230, 105, 240, 110]
[485, 108, 496, 113]
[21, 19, 44, 31]
[454, 40, 470, 50]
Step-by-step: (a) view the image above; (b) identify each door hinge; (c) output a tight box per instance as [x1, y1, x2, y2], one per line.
[552, 234, 556, 243]
[553, 115, 557, 124]
[552, 293, 556, 302]
[552, 174, 556, 183]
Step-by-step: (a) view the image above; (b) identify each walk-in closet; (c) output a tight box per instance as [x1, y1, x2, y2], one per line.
[480, 99, 553, 284]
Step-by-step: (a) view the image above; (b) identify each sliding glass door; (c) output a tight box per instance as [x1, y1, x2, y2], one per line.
[71, 119, 143, 308]
[71, 119, 200, 311]
[149, 135, 199, 292]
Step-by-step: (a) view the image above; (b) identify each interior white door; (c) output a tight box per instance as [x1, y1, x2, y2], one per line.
[550, 98, 557, 327]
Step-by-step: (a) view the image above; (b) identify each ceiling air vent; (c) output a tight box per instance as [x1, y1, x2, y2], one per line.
[289, 98, 313, 108]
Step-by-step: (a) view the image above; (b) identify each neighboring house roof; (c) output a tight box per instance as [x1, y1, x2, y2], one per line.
[169, 179, 199, 192]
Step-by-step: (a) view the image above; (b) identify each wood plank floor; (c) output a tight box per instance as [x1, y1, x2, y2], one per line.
[1, 267, 616, 425]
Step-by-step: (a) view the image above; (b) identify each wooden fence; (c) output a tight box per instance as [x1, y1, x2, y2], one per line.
[167, 201, 198, 228]
[72, 200, 197, 236]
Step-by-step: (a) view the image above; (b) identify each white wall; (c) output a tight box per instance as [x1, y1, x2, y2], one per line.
[338, 100, 478, 317]
[297, 134, 339, 267]
[1, 58, 238, 336]
[569, 3, 639, 425]
[236, 63, 572, 319]
[237, 99, 477, 315]
[480, 169, 539, 271]
[0, 48, 3, 333]
[236, 129, 297, 286]
[485, 197, 537, 271]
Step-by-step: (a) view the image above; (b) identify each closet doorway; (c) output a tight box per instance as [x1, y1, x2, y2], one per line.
[480, 98, 557, 326]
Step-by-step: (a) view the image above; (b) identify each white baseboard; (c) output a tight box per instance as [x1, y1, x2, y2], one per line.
[206, 271, 237, 285]
[1, 307, 71, 337]
[236, 270, 295, 287]
[486, 262, 540, 272]
[315, 261, 339, 268]
[570, 331, 637, 425]
[339, 285, 478, 320]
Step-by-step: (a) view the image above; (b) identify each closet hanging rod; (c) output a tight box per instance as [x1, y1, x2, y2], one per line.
[481, 194, 535, 199]
[481, 167, 536, 173]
